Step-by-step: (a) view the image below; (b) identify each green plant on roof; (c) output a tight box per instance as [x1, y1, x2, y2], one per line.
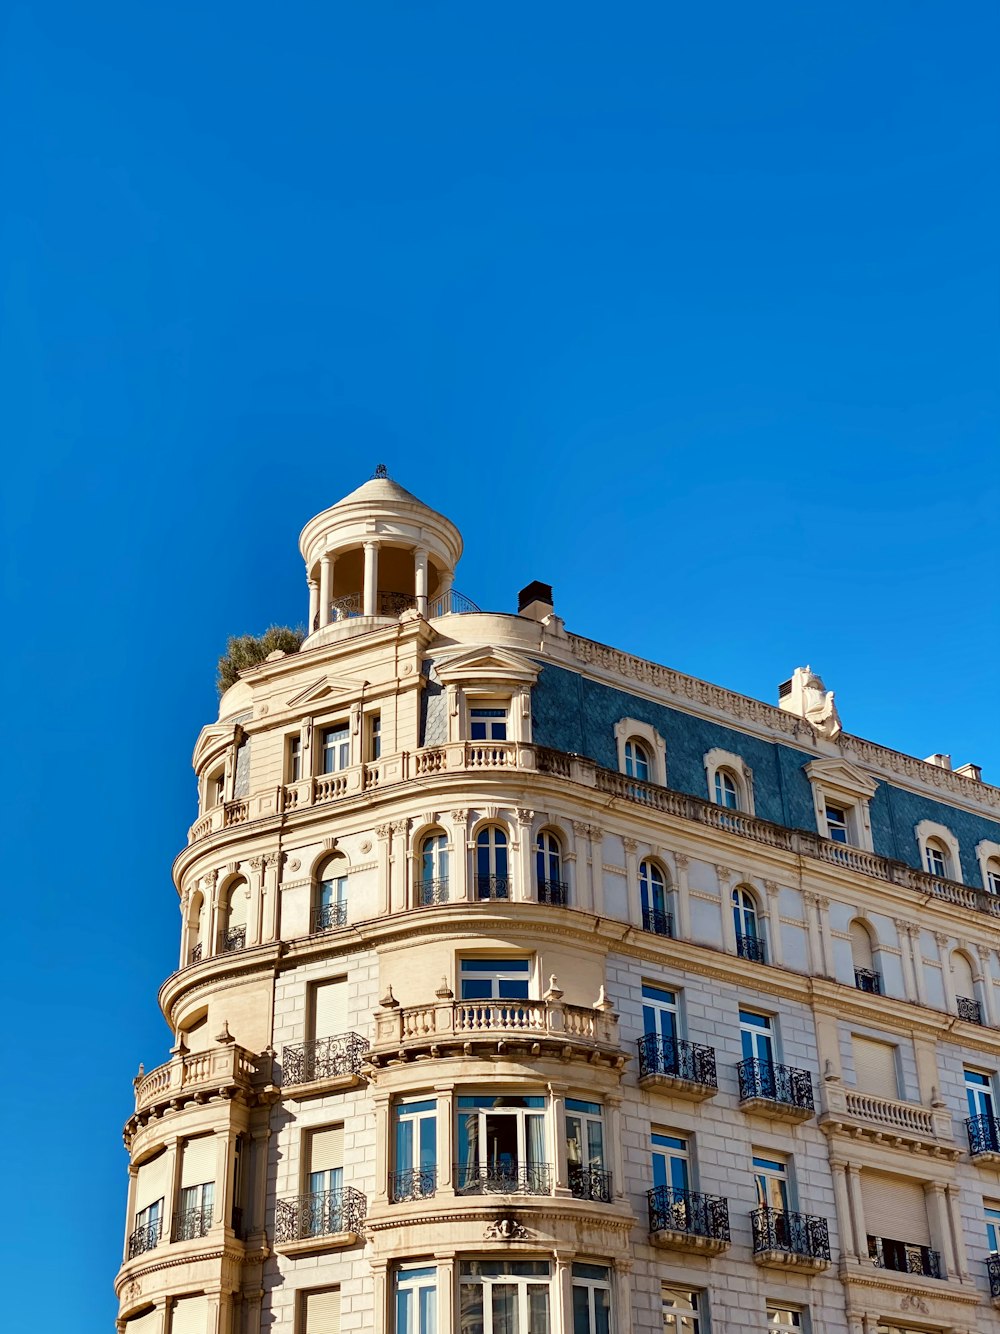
[217, 625, 304, 695]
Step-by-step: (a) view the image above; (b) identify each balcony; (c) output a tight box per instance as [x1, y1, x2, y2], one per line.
[737, 1059, 814, 1121]
[642, 906, 674, 937]
[818, 1082, 956, 1157]
[736, 933, 766, 965]
[171, 1206, 211, 1243]
[636, 1034, 717, 1100]
[647, 1185, 730, 1254]
[751, 1207, 830, 1271]
[390, 1168, 438, 1203]
[223, 925, 246, 953]
[368, 995, 624, 1072]
[569, 1166, 613, 1203]
[957, 995, 983, 1025]
[967, 1115, 1000, 1165]
[454, 1163, 552, 1196]
[126, 1218, 162, 1260]
[329, 589, 415, 620]
[311, 901, 347, 933]
[475, 874, 511, 900]
[868, 1234, 942, 1279]
[988, 1253, 1000, 1304]
[418, 877, 449, 906]
[854, 968, 881, 994]
[127, 1044, 258, 1138]
[537, 879, 568, 907]
[281, 1032, 370, 1091]
[274, 1186, 366, 1255]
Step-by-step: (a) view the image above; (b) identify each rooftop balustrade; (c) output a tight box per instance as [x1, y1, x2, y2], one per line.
[131, 1044, 258, 1119]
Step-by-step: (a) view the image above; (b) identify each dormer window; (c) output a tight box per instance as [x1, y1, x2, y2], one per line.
[916, 821, 962, 884]
[470, 707, 508, 741]
[704, 748, 754, 815]
[804, 759, 878, 853]
[925, 840, 949, 879]
[625, 740, 650, 782]
[825, 804, 850, 844]
[715, 769, 738, 809]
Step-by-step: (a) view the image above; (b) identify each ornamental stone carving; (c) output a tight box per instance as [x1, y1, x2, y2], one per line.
[484, 1216, 529, 1241]
[778, 665, 843, 739]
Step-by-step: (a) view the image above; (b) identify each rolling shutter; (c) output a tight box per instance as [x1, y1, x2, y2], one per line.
[135, 1150, 171, 1212]
[852, 1037, 899, 1099]
[304, 1289, 340, 1334]
[227, 879, 248, 928]
[125, 1308, 162, 1334]
[309, 1126, 344, 1174]
[849, 921, 874, 970]
[170, 1294, 208, 1334]
[181, 1137, 216, 1190]
[861, 1171, 929, 1245]
[952, 952, 976, 996]
[313, 979, 346, 1039]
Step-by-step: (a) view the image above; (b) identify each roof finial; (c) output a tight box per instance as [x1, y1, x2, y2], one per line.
[373, 462, 388, 479]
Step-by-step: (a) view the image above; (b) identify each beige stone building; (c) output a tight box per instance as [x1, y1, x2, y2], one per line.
[117, 470, 1000, 1334]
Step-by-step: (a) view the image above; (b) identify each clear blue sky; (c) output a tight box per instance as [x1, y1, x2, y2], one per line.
[1, 2, 997, 1327]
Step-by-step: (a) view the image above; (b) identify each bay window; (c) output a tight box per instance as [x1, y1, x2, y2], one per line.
[457, 1095, 549, 1194]
[459, 1260, 550, 1334]
[572, 1264, 612, 1334]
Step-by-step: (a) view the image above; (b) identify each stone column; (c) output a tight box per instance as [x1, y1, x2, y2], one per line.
[613, 1261, 634, 1333]
[673, 853, 691, 939]
[371, 1260, 389, 1334]
[214, 1126, 238, 1229]
[817, 896, 834, 977]
[389, 821, 409, 914]
[909, 925, 928, 1006]
[946, 1183, 970, 1278]
[373, 1091, 391, 1206]
[937, 933, 957, 1014]
[262, 852, 281, 943]
[414, 547, 429, 616]
[572, 823, 593, 913]
[163, 1135, 182, 1241]
[554, 1256, 572, 1333]
[590, 827, 605, 915]
[318, 554, 333, 627]
[606, 1094, 625, 1204]
[925, 1181, 956, 1276]
[831, 1160, 856, 1257]
[363, 540, 379, 616]
[123, 1164, 139, 1261]
[376, 824, 392, 916]
[515, 809, 534, 903]
[895, 920, 918, 1001]
[308, 577, 318, 630]
[623, 838, 641, 928]
[249, 1124, 271, 1239]
[978, 946, 999, 1025]
[718, 866, 736, 953]
[247, 856, 264, 948]
[449, 810, 469, 901]
[435, 1259, 455, 1334]
[803, 891, 823, 975]
[548, 1081, 570, 1195]
[846, 1165, 867, 1256]
[764, 881, 783, 965]
[436, 1084, 455, 1195]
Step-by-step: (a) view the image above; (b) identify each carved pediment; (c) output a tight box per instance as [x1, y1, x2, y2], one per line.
[433, 644, 541, 687]
[285, 674, 370, 708]
[804, 757, 879, 799]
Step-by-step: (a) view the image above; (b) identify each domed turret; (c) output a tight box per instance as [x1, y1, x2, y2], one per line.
[298, 465, 463, 643]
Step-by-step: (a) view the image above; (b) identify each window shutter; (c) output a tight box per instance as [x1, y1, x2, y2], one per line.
[135, 1150, 171, 1212]
[170, 1294, 209, 1334]
[309, 1126, 344, 1174]
[304, 1289, 341, 1334]
[952, 952, 976, 995]
[849, 922, 874, 970]
[861, 1171, 929, 1245]
[180, 1137, 216, 1190]
[852, 1037, 899, 1099]
[227, 880, 248, 928]
[125, 1308, 162, 1334]
[313, 980, 347, 1038]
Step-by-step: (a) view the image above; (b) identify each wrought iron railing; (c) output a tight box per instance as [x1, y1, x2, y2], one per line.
[736, 933, 767, 964]
[418, 877, 449, 906]
[751, 1207, 830, 1261]
[537, 879, 568, 906]
[637, 1034, 718, 1088]
[224, 925, 246, 953]
[642, 906, 674, 937]
[428, 589, 481, 617]
[957, 995, 983, 1024]
[390, 1167, 438, 1202]
[274, 1186, 367, 1242]
[281, 1032, 370, 1085]
[454, 1162, 552, 1195]
[854, 968, 881, 994]
[329, 590, 416, 620]
[311, 901, 347, 932]
[172, 1206, 211, 1242]
[127, 1217, 162, 1259]
[647, 1185, 730, 1242]
[569, 1166, 612, 1203]
[737, 1058, 814, 1111]
[988, 1252, 1000, 1299]
[475, 874, 511, 900]
[190, 943, 202, 964]
[967, 1114, 1000, 1156]
[868, 1234, 942, 1278]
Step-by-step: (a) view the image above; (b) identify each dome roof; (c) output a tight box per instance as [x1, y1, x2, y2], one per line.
[334, 474, 429, 509]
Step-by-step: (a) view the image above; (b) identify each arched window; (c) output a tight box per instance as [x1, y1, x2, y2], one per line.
[952, 951, 983, 1025]
[733, 887, 765, 964]
[313, 856, 347, 933]
[849, 920, 880, 993]
[535, 830, 566, 906]
[640, 860, 671, 937]
[714, 768, 740, 810]
[625, 740, 650, 783]
[187, 891, 205, 965]
[419, 831, 449, 906]
[925, 839, 950, 879]
[223, 878, 248, 952]
[475, 825, 509, 901]
[987, 859, 1000, 896]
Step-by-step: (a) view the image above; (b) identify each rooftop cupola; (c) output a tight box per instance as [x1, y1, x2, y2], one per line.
[298, 465, 463, 644]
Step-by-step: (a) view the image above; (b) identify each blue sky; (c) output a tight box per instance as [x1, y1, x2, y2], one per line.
[1, 2, 997, 1327]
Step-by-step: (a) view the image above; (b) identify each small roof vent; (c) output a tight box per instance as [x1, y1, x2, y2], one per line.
[518, 581, 554, 622]
[955, 762, 982, 782]
[924, 753, 952, 770]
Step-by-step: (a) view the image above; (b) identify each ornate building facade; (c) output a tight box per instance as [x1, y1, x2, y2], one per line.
[117, 471, 1000, 1334]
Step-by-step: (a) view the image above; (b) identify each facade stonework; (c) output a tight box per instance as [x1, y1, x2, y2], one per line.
[117, 473, 1000, 1334]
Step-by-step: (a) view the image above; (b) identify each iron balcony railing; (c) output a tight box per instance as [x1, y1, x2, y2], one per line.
[738, 1058, 814, 1111]
[329, 590, 416, 620]
[647, 1185, 730, 1242]
[172, 1206, 211, 1242]
[223, 925, 246, 953]
[642, 906, 674, 937]
[454, 1162, 552, 1196]
[127, 1217, 162, 1259]
[569, 1166, 612, 1203]
[736, 933, 767, 964]
[428, 589, 481, 618]
[390, 1167, 438, 1202]
[190, 943, 202, 964]
[281, 1032, 370, 1085]
[537, 879, 568, 906]
[311, 901, 347, 933]
[274, 1186, 367, 1243]
[868, 1234, 942, 1279]
[751, 1207, 830, 1261]
[418, 877, 449, 906]
[637, 1034, 718, 1089]
[957, 995, 983, 1024]
[967, 1114, 1000, 1156]
[475, 874, 511, 900]
[988, 1253, 1000, 1299]
[854, 967, 881, 994]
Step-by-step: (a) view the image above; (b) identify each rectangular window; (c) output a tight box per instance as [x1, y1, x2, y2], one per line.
[572, 1263, 611, 1334]
[739, 1009, 775, 1065]
[753, 1154, 790, 1212]
[766, 1307, 803, 1331]
[393, 1100, 437, 1200]
[470, 707, 508, 741]
[312, 978, 347, 1040]
[662, 1288, 703, 1334]
[460, 958, 531, 1001]
[457, 1096, 548, 1194]
[171, 1296, 209, 1334]
[852, 1036, 899, 1099]
[566, 1100, 607, 1200]
[303, 1126, 344, 1237]
[825, 804, 849, 844]
[965, 1068, 996, 1119]
[396, 1265, 437, 1334]
[986, 1204, 1000, 1253]
[642, 983, 678, 1041]
[369, 714, 381, 761]
[301, 1288, 340, 1334]
[652, 1131, 689, 1192]
[459, 1260, 550, 1334]
[320, 724, 350, 774]
[288, 735, 302, 782]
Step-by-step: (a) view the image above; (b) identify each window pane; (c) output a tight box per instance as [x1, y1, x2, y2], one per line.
[572, 1286, 591, 1334]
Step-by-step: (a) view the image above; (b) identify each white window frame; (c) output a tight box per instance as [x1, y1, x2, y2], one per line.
[976, 840, 1000, 895]
[662, 1287, 705, 1334]
[614, 718, 667, 786]
[468, 701, 510, 742]
[985, 1203, 1000, 1254]
[571, 1263, 613, 1334]
[395, 1264, 438, 1334]
[287, 733, 302, 783]
[753, 1152, 790, 1212]
[318, 720, 351, 775]
[704, 747, 754, 815]
[766, 1306, 804, 1332]
[803, 759, 878, 851]
[915, 820, 962, 883]
[458, 1258, 551, 1332]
